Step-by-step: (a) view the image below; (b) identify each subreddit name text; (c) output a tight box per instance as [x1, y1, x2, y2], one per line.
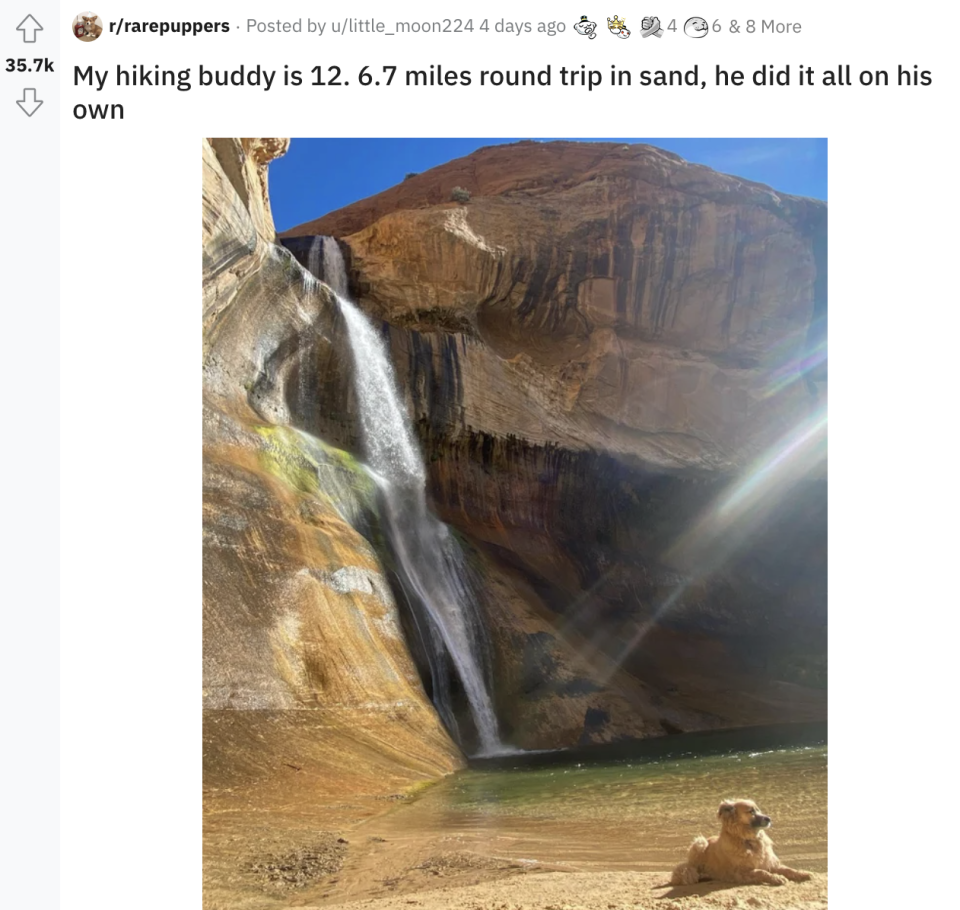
[110, 20, 230, 37]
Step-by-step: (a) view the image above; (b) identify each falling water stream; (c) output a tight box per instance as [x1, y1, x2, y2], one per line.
[303, 237, 506, 756]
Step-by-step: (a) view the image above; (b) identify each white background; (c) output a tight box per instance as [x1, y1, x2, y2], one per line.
[3, 1, 956, 906]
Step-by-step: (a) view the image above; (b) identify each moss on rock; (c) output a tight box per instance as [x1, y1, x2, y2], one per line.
[254, 425, 378, 527]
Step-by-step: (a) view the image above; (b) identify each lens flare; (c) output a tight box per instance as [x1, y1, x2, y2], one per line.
[599, 400, 827, 681]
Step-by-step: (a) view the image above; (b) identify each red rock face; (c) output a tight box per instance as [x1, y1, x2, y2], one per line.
[285, 139, 822, 359]
[280, 141, 827, 742]
[285, 141, 826, 474]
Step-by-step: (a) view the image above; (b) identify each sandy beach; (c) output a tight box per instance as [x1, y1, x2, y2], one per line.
[289, 870, 828, 910]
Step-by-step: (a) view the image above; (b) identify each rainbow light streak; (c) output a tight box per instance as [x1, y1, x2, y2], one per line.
[600, 403, 827, 680]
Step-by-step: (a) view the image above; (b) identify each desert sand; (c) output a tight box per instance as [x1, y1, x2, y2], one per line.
[297, 870, 827, 910]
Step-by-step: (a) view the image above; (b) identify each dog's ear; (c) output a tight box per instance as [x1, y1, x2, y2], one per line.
[717, 801, 736, 818]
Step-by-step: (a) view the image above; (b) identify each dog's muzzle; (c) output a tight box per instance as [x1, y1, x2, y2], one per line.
[751, 814, 772, 828]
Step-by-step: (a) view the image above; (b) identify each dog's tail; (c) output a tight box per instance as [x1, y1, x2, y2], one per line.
[686, 835, 708, 865]
[669, 836, 709, 886]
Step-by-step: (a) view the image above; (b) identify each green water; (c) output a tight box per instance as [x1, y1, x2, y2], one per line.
[374, 725, 827, 874]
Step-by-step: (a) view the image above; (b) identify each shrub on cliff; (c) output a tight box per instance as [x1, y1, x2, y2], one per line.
[451, 186, 471, 203]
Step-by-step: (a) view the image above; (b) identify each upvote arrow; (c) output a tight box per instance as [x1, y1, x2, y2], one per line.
[17, 88, 43, 117]
[17, 15, 43, 43]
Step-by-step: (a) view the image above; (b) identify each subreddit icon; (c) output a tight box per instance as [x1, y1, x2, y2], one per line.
[73, 11, 104, 41]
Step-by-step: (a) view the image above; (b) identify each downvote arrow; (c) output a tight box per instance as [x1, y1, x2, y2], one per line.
[17, 15, 44, 43]
[17, 88, 43, 117]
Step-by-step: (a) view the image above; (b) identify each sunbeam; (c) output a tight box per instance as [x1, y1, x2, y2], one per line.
[599, 401, 827, 682]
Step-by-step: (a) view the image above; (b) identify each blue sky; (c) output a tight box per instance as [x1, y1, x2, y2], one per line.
[271, 138, 827, 233]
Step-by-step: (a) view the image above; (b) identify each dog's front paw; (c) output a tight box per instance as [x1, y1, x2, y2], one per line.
[768, 874, 789, 886]
[777, 867, 813, 882]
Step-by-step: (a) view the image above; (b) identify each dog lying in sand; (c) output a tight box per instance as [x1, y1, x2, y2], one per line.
[671, 799, 812, 887]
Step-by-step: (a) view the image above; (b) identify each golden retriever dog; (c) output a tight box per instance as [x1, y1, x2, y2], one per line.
[670, 799, 813, 887]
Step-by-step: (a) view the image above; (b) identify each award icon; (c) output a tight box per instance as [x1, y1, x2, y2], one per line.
[641, 17, 663, 38]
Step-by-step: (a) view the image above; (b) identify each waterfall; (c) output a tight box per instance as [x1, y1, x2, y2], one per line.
[322, 239, 348, 299]
[303, 238, 506, 757]
[338, 297, 505, 756]
[305, 236, 348, 299]
[306, 236, 323, 286]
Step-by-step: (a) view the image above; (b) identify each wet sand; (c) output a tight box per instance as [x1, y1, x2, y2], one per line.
[204, 726, 826, 910]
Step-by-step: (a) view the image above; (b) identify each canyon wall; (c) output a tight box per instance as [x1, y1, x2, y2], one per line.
[202, 138, 462, 794]
[202, 137, 826, 779]
[282, 141, 827, 747]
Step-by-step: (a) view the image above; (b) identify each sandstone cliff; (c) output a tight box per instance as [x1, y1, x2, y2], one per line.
[281, 141, 827, 746]
[202, 138, 462, 795]
[286, 141, 826, 472]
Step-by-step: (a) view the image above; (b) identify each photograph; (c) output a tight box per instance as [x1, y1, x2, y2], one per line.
[201, 137, 827, 910]
[72, 11, 103, 41]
